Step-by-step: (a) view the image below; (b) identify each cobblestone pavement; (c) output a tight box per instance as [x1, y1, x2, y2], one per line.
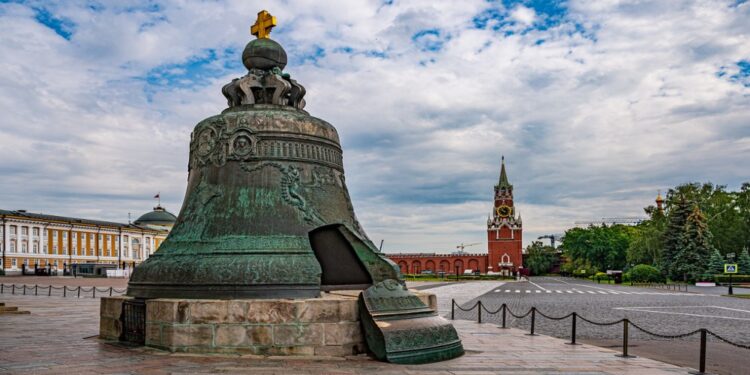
[452, 276, 750, 375]
[0, 293, 693, 374]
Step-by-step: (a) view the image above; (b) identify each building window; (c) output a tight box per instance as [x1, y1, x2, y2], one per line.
[21, 243, 27, 253]
[53, 231, 58, 239]
[33, 243, 38, 253]
[107, 235, 111, 241]
[21, 227, 28, 235]
[53, 245, 58, 252]
[12, 258, 17, 267]
[10, 226, 16, 235]
[33, 228, 39, 236]
[72, 232, 77, 240]
[63, 232, 68, 240]
[10, 242, 15, 253]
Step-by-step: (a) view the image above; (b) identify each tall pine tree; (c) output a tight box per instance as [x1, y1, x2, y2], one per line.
[662, 195, 691, 280]
[673, 206, 714, 281]
[706, 249, 725, 275]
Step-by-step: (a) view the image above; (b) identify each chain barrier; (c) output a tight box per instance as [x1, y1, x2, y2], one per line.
[707, 330, 750, 350]
[450, 298, 750, 373]
[536, 310, 574, 321]
[577, 315, 624, 326]
[0, 283, 127, 298]
[629, 321, 702, 340]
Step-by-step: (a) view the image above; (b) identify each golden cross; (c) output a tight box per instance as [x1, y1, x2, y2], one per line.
[251, 10, 276, 39]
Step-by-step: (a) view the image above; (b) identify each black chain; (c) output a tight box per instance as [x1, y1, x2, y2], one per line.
[707, 330, 750, 350]
[507, 308, 533, 319]
[454, 301, 480, 312]
[480, 304, 504, 314]
[577, 315, 624, 326]
[1, 284, 126, 296]
[629, 321, 702, 339]
[536, 310, 574, 321]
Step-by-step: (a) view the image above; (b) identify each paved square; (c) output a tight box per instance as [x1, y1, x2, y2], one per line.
[0, 286, 696, 374]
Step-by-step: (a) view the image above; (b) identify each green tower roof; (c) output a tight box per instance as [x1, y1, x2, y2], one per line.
[497, 156, 512, 190]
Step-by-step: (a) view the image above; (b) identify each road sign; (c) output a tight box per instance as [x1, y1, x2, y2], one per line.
[724, 264, 738, 274]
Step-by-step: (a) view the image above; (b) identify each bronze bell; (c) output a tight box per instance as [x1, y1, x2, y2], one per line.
[126, 18, 463, 364]
[126, 34, 395, 299]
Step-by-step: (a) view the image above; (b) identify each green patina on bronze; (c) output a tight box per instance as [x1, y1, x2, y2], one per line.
[127, 105, 374, 299]
[359, 280, 465, 364]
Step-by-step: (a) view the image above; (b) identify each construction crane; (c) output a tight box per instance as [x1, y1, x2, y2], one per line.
[574, 217, 645, 227]
[537, 234, 564, 248]
[454, 242, 480, 254]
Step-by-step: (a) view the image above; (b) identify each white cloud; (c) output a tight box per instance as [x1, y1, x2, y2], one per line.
[0, 0, 748, 252]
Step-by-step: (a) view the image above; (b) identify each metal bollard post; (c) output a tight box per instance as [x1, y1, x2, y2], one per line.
[93, 288, 96, 298]
[35, 285, 38, 296]
[526, 307, 537, 336]
[63, 286, 67, 297]
[23, 285, 26, 295]
[566, 313, 578, 345]
[616, 319, 635, 358]
[77, 286, 81, 298]
[501, 304, 507, 329]
[477, 301, 482, 323]
[451, 299, 455, 320]
[109, 286, 113, 296]
[1, 283, 3, 294]
[12, 284, 15, 294]
[48, 286, 52, 297]
[687, 329, 708, 375]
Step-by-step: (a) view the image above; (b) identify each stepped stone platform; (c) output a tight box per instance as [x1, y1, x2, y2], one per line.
[0, 302, 30, 315]
[100, 291, 437, 356]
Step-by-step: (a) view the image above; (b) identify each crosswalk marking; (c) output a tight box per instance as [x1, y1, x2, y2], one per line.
[493, 289, 697, 296]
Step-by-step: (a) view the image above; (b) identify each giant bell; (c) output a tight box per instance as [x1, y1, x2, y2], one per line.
[127, 35, 378, 299]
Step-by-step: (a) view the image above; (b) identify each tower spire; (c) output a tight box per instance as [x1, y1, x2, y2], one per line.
[497, 155, 512, 189]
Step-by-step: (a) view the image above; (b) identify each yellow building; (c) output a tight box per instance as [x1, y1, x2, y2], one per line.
[0, 206, 176, 275]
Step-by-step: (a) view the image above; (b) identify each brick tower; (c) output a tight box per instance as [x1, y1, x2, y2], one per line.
[487, 157, 523, 276]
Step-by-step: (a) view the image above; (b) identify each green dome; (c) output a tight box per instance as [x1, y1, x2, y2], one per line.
[134, 206, 177, 227]
[242, 38, 287, 71]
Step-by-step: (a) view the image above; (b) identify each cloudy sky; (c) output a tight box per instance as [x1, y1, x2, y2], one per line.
[0, 0, 748, 252]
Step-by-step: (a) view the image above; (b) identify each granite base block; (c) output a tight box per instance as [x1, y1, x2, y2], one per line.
[100, 289, 436, 357]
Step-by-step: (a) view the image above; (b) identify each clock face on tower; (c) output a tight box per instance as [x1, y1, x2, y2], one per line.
[496, 205, 512, 218]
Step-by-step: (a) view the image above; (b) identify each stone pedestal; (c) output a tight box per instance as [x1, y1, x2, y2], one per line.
[100, 291, 437, 357]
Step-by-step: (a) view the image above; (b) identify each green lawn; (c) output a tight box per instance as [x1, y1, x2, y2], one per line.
[724, 294, 750, 299]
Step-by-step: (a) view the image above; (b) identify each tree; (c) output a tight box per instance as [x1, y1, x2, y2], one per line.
[673, 206, 714, 281]
[525, 241, 557, 275]
[661, 195, 691, 280]
[738, 248, 750, 275]
[627, 223, 663, 266]
[706, 249, 725, 275]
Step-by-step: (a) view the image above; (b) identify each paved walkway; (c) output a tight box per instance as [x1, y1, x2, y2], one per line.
[0, 293, 697, 374]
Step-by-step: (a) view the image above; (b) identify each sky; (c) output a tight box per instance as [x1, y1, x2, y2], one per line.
[0, 0, 748, 253]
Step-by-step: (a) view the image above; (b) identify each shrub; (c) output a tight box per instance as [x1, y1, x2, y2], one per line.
[593, 272, 609, 281]
[714, 274, 750, 283]
[629, 264, 663, 282]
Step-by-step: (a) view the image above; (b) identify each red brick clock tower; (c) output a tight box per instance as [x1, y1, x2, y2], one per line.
[487, 157, 523, 276]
